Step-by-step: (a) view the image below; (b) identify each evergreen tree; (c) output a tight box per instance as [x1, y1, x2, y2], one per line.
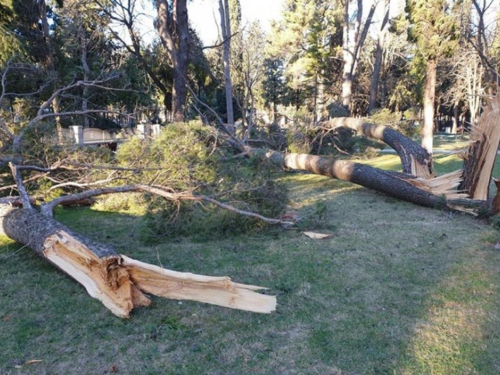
[407, 0, 459, 154]
[269, 0, 342, 122]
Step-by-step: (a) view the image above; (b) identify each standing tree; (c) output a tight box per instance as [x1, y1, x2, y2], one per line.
[269, 0, 341, 121]
[469, 0, 500, 86]
[156, 0, 189, 121]
[95, 0, 173, 119]
[236, 21, 267, 139]
[218, 0, 235, 126]
[341, 0, 377, 113]
[368, 0, 390, 113]
[407, 0, 459, 154]
[0, 0, 25, 64]
[261, 57, 287, 123]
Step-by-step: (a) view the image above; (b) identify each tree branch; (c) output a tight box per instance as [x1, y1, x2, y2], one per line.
[39, 184, 290, 226]
[8, 163, 32, 209]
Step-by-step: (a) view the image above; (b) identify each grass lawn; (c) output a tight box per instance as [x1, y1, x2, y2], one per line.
[1, 151, 500, 374]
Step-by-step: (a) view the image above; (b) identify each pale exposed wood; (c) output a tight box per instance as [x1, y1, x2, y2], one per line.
[42, 230, 276, 316]
[410, 155, 433, 180]
[407, 170, 467, 200]
[122, 256, 277, 314]
[42, 230, 147, 318]
[303, 232, 333, 239]
[44, 230, 276, 316]
[460, 94, 500, 199]
[0, 205, 277, 318]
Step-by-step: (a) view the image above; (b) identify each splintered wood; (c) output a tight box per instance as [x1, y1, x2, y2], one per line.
[408, 170, 467, 200]
[410, 154, 433, 180]
[461, 94, 500, 200]
[42, 230, 276, 318]
[43, 231, 150, 318]
[121, 256, 277, 314]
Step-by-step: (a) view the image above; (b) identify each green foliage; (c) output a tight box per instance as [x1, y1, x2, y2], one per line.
[92, 193, 148, 215]
[115, 122, 288, 242]
[406, 0, 460, 61]
[0, 0, 25, 64]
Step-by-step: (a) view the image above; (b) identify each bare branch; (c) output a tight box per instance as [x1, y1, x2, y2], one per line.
[8, 163, 32, 209]
[136, 185, 286, 225]
[201, 31, 240, 50]
[0, 172, 48, 193]
[47, 177, 119, 192]
[40, 184, 289, 226]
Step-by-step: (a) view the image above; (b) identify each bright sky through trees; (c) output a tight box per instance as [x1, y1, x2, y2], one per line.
[188, 0, 285, 45]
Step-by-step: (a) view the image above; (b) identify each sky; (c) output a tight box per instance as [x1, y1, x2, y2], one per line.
[188, 0, 285, 45]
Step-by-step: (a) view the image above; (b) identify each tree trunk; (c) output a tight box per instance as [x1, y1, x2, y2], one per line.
[342, 0, 376, 113]
[341, 0, 353, 111]
[156, 0, 189, 122]
[422, 58, 437, 154]
[39, 0, 63, 142]
[173, 0, 189, 122]
[0, 205, 276, 318]
[80, 25, 91, 128]
[315, 73, 325, 123]
[219, 0, 234, 126]
[322, 117, 433, 178]
[368, 0, 390, 113]
[452, 99, 459, 134]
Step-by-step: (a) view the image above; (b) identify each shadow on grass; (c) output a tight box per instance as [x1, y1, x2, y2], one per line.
[279, 167, 500, 374]
[1, 165, 500, 374]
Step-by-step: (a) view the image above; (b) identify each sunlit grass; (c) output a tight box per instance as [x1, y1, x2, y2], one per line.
[399, 242, 500, 374]
[2, 138, 500, 374]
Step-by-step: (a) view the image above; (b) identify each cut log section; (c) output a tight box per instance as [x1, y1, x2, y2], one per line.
[0, 205, 276, 318]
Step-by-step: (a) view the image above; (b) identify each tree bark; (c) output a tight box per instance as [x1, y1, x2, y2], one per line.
[173, 0, 189, 122]
[261, 149, 463, 206]
[368, 0, 390, 113]
[322, 117, 433, 178]
[156, 0, 189, 122]
[80, 24, 91, 128]
[341, 0, 353, 110]
[0, 205, 276, 318]
[219, 0, 234, 126]
[422, 58, 437, 154]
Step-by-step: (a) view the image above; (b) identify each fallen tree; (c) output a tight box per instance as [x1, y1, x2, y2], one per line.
[252, 93, 500, 216]
[2, 58, 500, 318]
[0, 66, 280, 318]
[321, 117, 433, 178]
[0, 202, 277, 318]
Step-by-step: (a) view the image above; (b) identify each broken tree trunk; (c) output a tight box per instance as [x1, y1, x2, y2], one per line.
[259, 149, 500, 216]
[0, 205, 276, 318]
[262, 150, 464, 206]
[322, 117, 433, 178]
[255, 93, 500, 215]
[459, 94, 500, 200]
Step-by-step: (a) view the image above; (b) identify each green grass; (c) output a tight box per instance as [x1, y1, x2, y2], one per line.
[2, 151, 500, 374]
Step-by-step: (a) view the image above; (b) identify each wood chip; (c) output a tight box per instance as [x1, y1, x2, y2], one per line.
[303, 231, 333, 240]
[25, 360, 43, 365]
